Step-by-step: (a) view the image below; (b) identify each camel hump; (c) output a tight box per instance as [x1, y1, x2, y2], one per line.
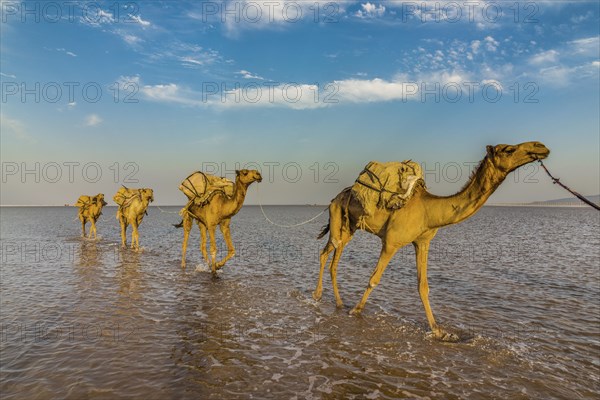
[179, 171, 234, 201]
[352, 160, 424, 216]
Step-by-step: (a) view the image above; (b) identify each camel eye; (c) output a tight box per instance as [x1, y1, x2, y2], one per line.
[504, 147, 516, 154]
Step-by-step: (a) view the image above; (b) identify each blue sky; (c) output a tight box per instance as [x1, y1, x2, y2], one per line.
[1, 0, 599, 205]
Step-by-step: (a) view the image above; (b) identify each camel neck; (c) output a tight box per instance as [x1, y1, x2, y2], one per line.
[424, 157, 506, 228]
[224, 179, 248, 215]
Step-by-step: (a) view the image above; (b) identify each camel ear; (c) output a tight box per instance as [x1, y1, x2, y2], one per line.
[235, 170, 240, 176]
[486, 145, 495, 157]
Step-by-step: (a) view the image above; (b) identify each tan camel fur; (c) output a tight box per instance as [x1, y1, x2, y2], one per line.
[114, 187, 154, 250]
[76, 193, 107, 239]
[176, 169, 262, 275]
[313, 142, 550, 341]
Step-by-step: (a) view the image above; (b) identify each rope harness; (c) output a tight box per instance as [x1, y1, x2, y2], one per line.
[256, 184, 327, 228]
[354, 162, 424, 213]
[115, 189, 149, 216]
[538, 160, 600, 211]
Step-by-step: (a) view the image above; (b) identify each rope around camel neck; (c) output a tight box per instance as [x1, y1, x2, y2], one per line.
[538, 159, 600, 211]
[256, 184, 327, 228]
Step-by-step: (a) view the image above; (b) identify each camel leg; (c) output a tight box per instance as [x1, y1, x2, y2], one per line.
[330, 234, 352, 308]
[414, 241, 458, 341]
[80, 216, 86, 237]
[207, 226, 218, 276]
[131, 221, 139, 250]
[350, 242, 398, 315]
[313, 241, 334, 301]
[119, 218, 127, 248]
[181, 214, 193, 269]
[89, 219, 96, 239]
[313, 202, 343, 301]
[216, 219, 235, 270]
[199, 222, 209, 265]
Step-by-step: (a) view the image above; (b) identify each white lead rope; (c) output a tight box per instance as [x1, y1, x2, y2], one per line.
[256, 184, 328, 228]
[156, 205, 180, 214]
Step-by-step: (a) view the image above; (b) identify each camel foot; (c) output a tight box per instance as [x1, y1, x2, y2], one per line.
[181, 262, 186, 269]
[349, 307, 362, 316]
[312, 290, 322, 301]
[430, 329, 460, 342]
[335, 300, 344, 308]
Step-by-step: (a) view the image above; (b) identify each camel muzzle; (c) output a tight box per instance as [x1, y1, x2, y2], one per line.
[530, 149, 550, 160]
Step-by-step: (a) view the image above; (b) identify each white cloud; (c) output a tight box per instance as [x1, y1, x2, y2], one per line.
[68, 102, 77, 108]
[529, 49, 559, 65]
[176, 45, 221, 68]
[537, 62, 599, 88]
[80, 9, 114, 26]
[53, 48, 77, 57]
[141, 83, 198, 105]
[484, 36, 499, 52]
[568, 37, 600, 56]
[355, 2, 386, 18]
[333, 78, 409, 102]
[0, 114, 35, 143]
[481, 79, 503, 91]
[85, 114, 103, 126]
[122, 70, 511, 111]
[122, 34, 143, 45]
[192, 1, 343, 37]
[238, 70, 264, 80]
[130, 15, 151, 26]
[470, 40, 481, 54]
[0, 72, 16, 79]
[180, 57, 204, 66]
[570, 11, 593, 24]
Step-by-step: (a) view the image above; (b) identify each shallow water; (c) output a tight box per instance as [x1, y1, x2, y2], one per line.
[1, 205, 599, 399]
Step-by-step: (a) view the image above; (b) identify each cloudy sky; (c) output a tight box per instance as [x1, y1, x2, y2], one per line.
[1, 0, 599, 205]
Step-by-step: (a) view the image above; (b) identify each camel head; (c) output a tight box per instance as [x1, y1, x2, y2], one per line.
[140, 188, 154, 203]
[94, 193, 108, 206]
[486, 141, 550, 174]
[235, 169, 263, 185]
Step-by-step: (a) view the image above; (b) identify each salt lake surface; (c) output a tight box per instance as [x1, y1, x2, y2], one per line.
[1, 205, 599, 399]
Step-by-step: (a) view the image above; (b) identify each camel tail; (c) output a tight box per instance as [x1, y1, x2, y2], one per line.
[317, 223, 330, 239]
[173, 220, 184, 228]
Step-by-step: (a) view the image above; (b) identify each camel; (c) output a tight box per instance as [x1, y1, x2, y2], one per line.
[75, 193, 107, 239]
[114, 187, 154, 250]
[175, 169, 262, 275]
[313, 141, 550, 341]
